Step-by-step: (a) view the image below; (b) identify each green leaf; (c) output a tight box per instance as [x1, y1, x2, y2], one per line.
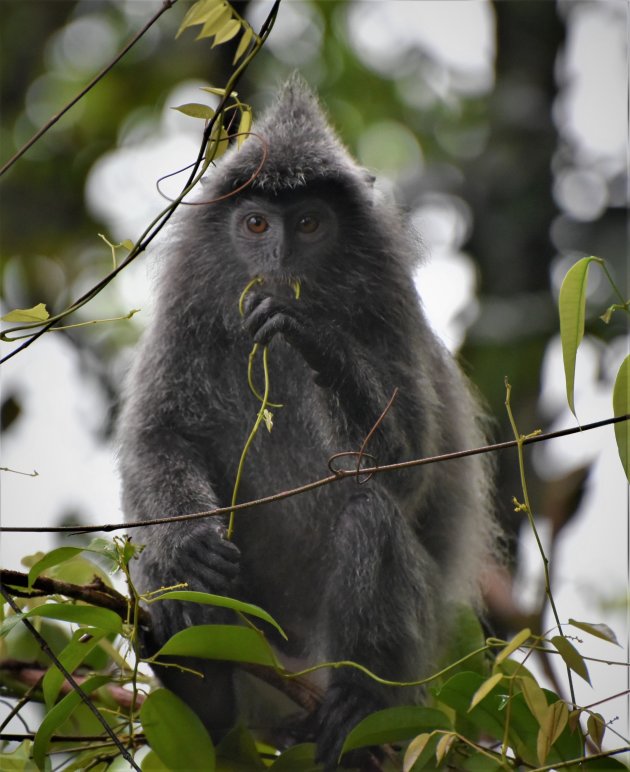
[140, 689, 215, 770]
[33, 674, 111, 770]
[270, 743, 319, 770]
[172, 103, 216, 120]
[569, 619, 620, 646]
[141, 750, 170, 771]
[550, 635, 591, 684]
[0, 741, 39, 771]
[612, 355, 630, 482]
[196, 3, 230, 40]
[154, 624, 279, 667]
[460, 753, 506, 771]
[436, 604, 488, 679]
[237, 106, 253, 148]
[519, 676, 548, 727]
[0, 603, 123, 637]
[558, 255, 602, 417]
[495, 628, 531, 665]
[212, 18, 241, 47]
[215, 725, 266, 769]
[205, 125, 230, 164]
[403, 733, 436, 772]
[151, 590, 286, 638]
[435, 733, 456, 764]
[536, 700, 569, 765]
[42, 628, 108, 708]
[435, 672, 505, 740]
[176, 0, 221, 37]
[1, 303, 49, 323]
[587, 712, 606, 751]
[469, 673, 503, 711]
[233, 25, 254, 65]
[342, 706, 451, 753]
[28, 547, 85, 587]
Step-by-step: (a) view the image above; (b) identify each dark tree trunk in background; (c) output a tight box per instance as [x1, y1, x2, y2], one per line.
[460, 1, 567, 549]
[464, 1, 565, 296]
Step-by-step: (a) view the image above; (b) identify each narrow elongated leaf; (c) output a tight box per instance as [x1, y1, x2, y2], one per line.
[403, 733, 432, 772]
[140, 689, 215, 770]
[550, 635, 590, 684]
[435, 733, 456, 764]
[196, 4, 230, 40]
[469, 672, 503, 711]
[212, 18, 241, 47]
[1, 604, 122, 637]
[43, 628, 108, 708]
[558, 255, 602, 417]
[612, 355, 630, 482]
[237, 106, 253, 147]
[233, 25, 254, 65]
[495, 628, 531, 665]
[569, 618, 620, 646]
[176, 0, 220, 36]
[153, 590, 286, 638]
[154, 624, 279, 667]
[33, 675, 110, 770]
[172, 103, 216, 120]
[537, 700, 569, 764]
[519, 676, 548, 727]
[1, 303, 49, 323]
[341, 706, 451, 753]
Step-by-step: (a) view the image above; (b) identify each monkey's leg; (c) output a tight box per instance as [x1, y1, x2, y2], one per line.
[316, 489, 438, 769]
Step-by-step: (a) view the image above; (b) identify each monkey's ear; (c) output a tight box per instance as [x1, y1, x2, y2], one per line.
[362, 170, 377, 188]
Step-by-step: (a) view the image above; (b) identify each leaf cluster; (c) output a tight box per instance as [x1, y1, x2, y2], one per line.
[1, 541, 628, 771]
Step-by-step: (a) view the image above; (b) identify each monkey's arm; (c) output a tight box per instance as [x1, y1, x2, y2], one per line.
[120, 425, 240, 641]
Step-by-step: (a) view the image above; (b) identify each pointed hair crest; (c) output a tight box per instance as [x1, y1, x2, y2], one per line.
[210, 74, 368, 196]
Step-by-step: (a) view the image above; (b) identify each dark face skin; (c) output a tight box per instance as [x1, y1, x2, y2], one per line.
[230, 194, 339, 283]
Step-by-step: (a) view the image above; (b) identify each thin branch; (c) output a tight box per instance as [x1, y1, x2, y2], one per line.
[1, 571, 136, 622]
[0, 583, 141, 771]
[1, 570, 323, 717]
[0, 1, 179, 178]
[0, 413, 627, 535]
[0, 0, 281, 366]
[0, 661, 143, 712]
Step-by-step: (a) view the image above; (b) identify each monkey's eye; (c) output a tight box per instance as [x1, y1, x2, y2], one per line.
[245, 214, 269, 234]
[297, 215, 319, 234]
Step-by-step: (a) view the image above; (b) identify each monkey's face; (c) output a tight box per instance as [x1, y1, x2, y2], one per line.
[229, 192, 339, 284]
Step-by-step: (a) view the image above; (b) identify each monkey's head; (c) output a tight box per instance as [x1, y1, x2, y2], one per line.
[198, 74, 382, 287]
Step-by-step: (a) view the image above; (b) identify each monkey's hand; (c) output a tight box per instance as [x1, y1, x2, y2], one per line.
[242, 293, 344, 388]
[141, 522, 241, 651]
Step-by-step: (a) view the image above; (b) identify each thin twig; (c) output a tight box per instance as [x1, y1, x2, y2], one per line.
[0, 413, 627, 535]
[0, 583, 141, 771]
[0, 1, 179, 178]
[0, 0, 281, 366]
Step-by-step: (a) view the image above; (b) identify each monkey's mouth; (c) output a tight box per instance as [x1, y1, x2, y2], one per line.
[256, 275, 302, 299]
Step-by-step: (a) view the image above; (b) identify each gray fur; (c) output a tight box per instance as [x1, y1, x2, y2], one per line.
[119, 74, 497, 769]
